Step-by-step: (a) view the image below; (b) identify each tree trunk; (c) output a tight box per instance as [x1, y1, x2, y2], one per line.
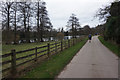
[6, 5, 10, 44]
[26, 16, 30, 43]
[72, 22, 74, 38]
[40, 14, 44, 42]
[23, 6, 27, 43]
[14, 4, 17, 44]
[37, 2, 40, 42]
[40, 22, 44, 42]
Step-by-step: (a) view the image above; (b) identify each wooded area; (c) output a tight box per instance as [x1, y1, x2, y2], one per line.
[1, 1, 53, 44]
[96, 1, 120, 45]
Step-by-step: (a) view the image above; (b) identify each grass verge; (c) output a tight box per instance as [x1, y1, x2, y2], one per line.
[98, 36, 120, 57]
[21, 38, 87, 78]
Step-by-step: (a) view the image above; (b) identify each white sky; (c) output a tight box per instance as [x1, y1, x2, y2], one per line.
[0, 0, 116, 30]
[45, 0, 115, 30]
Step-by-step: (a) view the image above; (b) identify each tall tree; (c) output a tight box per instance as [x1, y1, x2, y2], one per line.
[26, 2, 33, 43]
[39, 1, 47, 42]
[2, 2, 14, 44]
[18, 2, 27, 42]
[18, 1, 33, 43]
[35, 1, 52, 42]
[33, 1, 41, 42]
[66, 14, 80, 38]
[10, 2, 18, 44]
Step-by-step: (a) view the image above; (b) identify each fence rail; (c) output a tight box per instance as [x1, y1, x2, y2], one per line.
[1, 37, 85, 78]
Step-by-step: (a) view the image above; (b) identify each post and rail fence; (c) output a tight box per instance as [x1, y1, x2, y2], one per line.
[0, 36, 86, 78]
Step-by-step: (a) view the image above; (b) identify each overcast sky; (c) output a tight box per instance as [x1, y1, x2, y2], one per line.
[44, 0, 114, 30]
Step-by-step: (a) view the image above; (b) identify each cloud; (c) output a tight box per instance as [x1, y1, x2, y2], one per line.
[45, 0, 114, 29]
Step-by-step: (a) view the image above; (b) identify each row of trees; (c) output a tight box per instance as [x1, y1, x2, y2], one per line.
[1, 1, 95, 44]
[1, 1, 54, 44]
[96, 1, 120, 44]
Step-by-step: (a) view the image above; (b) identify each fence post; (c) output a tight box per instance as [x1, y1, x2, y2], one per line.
[79, 38, 80, 42]
[61, 40, 63, 51]
[65, 40, 66, 49]
[75, 38, 77, 44]
[35, 47, 37, 61]
[76, 38, 77, 43]
[68, 39, 70, 48]
[73, 38, 74, 45]
[11, 49, 17, 76]
[55, 42, 57, 54]
[47, 43, 50, 58]
[77, 38, 78, 43]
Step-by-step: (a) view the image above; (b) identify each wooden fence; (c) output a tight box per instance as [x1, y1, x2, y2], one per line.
[0, 37, 85, 78]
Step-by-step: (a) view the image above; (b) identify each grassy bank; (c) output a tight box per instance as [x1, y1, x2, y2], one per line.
[21, 38, 87, 78]
[98, 36, 120, 57]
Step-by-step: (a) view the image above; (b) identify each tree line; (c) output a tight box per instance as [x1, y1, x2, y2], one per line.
[1, 1, 54, 44]
[96, 1, 120, 45]
[1, 1, 96, 45]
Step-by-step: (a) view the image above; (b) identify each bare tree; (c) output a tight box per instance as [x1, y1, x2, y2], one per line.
[10, 2, 19, 44]
[26, 2, 34, 43]
[1, 1, 53, 44]
[33, 1, 41, 42]
[18, 2, 33, 43]
[2, 2, 14, 44]
[39, 1, 47, 42]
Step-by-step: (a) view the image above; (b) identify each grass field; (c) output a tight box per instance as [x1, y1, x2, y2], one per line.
[2, 41, 55, 54]
[2, 41, 58, 62]
[21, 38, 87, 78]
[2, 40, 70, 63]
[98, 36, 120, 57]
[2, 38, 81, 77]
[2, 40, 61, 76]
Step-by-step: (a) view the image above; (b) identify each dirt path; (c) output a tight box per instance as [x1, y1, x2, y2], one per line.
[58, 36, 118, 78]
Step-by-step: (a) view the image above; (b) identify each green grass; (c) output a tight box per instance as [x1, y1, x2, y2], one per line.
[21, 38, 87, 78]
[2, 41, 60, 76]
[2, 41, 55, 54]
[98, 36, 120, 57]
[2, 38, 80, 78]
[2, 40, 67, 64]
